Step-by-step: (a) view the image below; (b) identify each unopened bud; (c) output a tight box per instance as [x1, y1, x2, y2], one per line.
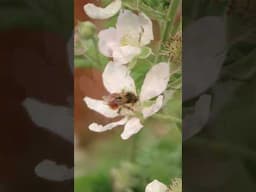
[78, 21, 96, 39]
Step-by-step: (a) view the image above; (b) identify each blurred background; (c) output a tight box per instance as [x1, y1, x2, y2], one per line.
[183, 0, 256, 191]
[0, 0, 73, 191]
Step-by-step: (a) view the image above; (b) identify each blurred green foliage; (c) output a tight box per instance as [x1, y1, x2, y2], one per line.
[122, 0, 168, 21]
[75, 122, 181, 192]
[75, 35, 108, 69]
[76, 171, 112, 192]
[142, 0, 170, 11]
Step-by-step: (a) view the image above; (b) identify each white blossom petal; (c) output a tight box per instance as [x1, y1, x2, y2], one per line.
[116, 10, 141, 41]
[84, 0, 122, 19]
[142, 95, 164, 118]
[113, 45, 141, 65]
[98, 28, 120, 57]
[121, 117, 143, 140]
[84, 97, 119, 118]
[138, 12, 154, 46]
[145, 180, 168, 192]
[116, 10, 153, 47]
[103, 62, 136, 94]
[97, 9, 153, 64]
[140, 62, 170, 101]
[89, 117, 128, 132]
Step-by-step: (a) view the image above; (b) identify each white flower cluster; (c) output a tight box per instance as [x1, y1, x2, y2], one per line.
[83, 0, 170, 140]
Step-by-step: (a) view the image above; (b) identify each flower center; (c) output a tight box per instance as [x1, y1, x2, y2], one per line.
[120, 33, 140, 47]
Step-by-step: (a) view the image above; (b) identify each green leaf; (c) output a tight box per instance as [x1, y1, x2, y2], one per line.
[138, 47, 152, 59]
[75, 37, 108, 70]
[130, 59, 152, 92]
[168, 72, 182, 89]
[122, 0, 166, 21]
[75, 172, 112, 192]
[74, 57, 90, 68]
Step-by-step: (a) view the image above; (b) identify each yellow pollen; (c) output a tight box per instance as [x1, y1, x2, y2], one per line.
[120, 34, 140, 47]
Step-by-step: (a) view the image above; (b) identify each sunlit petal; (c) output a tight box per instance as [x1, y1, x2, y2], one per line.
[145, 180, 168, 192]
[142, 95, 164, 118]
[103, 62, 136, 94]
[89, 117, 128, 132]
[84, 0, 122, 19]
[138, 12, 154, 46]
[121, 117, 143, 140]
[140, 62, 170, 101]
[116, 10, 153, 47]
[113, 45, 141, 65]
[116, 9, 141, 40]
[98, 28, 120, 57]
[84, 97, 119, 118]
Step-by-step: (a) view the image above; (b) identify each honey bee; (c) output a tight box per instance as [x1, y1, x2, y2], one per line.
[103, 92, 138, 110]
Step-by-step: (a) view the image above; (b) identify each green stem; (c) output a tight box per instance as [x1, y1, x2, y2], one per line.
[154, 0, 181, 64]
[83, 54, 98, 65]
[171, 16, 182, 36]
[163, 0, 180, 42]
[122, 1, 164, 20]
[130, 134, 139, 162]
[77, 35, 100, 67]
[128, 58, 138, 70]
[136, 0, 140, 10]
[153, 114, 181, 124]
[92, 36, 102, 68]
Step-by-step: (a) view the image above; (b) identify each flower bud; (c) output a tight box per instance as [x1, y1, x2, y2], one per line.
[78, 21, 96, 39]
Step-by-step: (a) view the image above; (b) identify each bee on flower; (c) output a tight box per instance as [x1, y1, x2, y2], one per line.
[103, 91, 138, 111]
[84, 62, 170, 140]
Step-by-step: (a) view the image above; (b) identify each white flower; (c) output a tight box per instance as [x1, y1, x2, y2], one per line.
[98, 9, 153, 65]
[84, 0, 122, 20]
[84, 62, 170, 139]
[145, 180, 169, 192]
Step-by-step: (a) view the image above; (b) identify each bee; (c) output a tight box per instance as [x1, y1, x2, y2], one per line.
[103, 92, 138, 110]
